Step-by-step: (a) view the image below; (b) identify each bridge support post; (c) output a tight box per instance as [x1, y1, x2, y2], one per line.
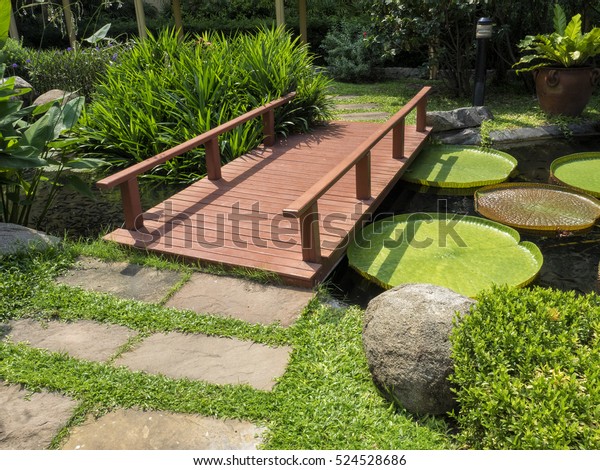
[356, 151, 371, 199]
[120, 178, 144, 230]
[299, 203, 321, 263]
[205, 138, 222, 180]
[392, 120, 405, 159]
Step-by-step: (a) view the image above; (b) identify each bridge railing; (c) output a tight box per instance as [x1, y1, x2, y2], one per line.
[97, 92, 296, 230]
[282, 86, 432, 263]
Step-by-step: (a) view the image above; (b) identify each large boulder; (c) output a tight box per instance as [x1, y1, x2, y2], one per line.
[362, 283, 474, 415]
[0, 223, 61, 256]
[426, 106, 494, 132]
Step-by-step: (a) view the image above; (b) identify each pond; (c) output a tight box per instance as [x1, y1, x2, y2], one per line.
[328, 136, 600, 307]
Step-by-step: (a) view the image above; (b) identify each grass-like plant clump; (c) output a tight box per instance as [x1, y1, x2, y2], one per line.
[450, 286, 600, 449]
[79, 26, 332, 183]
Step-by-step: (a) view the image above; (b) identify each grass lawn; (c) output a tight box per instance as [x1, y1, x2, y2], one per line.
[0, 241, 453, 450]
[328, 78, 600, 134]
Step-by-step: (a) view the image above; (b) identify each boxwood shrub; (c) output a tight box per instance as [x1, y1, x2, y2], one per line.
[450, 285, 600, 449]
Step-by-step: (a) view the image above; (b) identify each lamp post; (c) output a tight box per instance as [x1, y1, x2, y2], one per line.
[473, 17, 493, 106]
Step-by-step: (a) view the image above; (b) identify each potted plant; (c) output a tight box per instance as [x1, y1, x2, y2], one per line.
[513, 3, 600, 116]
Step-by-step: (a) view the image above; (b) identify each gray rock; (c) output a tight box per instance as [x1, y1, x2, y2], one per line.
[0, 76, 33, 92]
[0, 223, 61, 256]
[434, 128, 480, 145]
[362, 283, 474, 415]
[427, 107, 494, 132]
[32, 89, 79, 107]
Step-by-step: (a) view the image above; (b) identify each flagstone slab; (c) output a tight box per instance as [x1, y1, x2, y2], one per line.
[0, 381, 78, 450]
[166, 273, 313, 327]
[335, 103, 378, 111]
[56, 257, 183, 303]
[335, 112, 390, 121]
[62, 408, 264, 450]
[2, 319, 135, 362]
[114, 331, 291, 391]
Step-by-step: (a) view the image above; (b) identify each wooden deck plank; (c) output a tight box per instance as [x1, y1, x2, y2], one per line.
[103, 121, 430, 286]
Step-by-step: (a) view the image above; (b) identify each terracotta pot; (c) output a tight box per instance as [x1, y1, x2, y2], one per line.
[533, 67, 600, 117]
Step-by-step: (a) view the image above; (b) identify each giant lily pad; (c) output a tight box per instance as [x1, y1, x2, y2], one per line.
[348, 213, 542, 298]
[402, 145, 517, 188]
[474, 183, 600, 235]
[550, 152, 600, 197]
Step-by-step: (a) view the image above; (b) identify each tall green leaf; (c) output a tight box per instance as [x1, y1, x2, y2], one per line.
[553, 3, 567, 36]
[0, 0, 10, 50]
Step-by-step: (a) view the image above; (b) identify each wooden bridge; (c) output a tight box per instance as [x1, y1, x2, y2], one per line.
[97, 87, 432, 287]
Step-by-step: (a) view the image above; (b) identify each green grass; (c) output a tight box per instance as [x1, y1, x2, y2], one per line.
[328, 78, 600, 129]
[0, 244, 452, 449]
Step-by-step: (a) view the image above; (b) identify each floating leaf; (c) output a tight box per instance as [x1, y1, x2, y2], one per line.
[475, 183, 600, 235]
[348, 213, 543, 298]
[550, 152, 600, 197]
[402, 145, 517, 188]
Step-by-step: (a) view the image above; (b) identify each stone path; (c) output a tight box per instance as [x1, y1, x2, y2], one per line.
[333, 95, 389, 121]
[1, 256, 313, 450]
[114, 331, 291, 390]
[62, 409, 264, 450]
[0, 381, 78, 450]
[166, 272, 313, 327]
[4, 319, 135, 362]
[57, 257, 184, 303]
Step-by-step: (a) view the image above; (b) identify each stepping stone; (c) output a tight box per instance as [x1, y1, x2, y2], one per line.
[62, 408, 264, 450]
[2, 319, 135, 362]
[114, 331, 291, 391]
[166, 273, 313, 327]
[334, 103, 379, 111]
[0, 381, 78, 450]
[332, 94, 361, 101]
[336, 112, 390, 121]
[0, 223, 60, 257]
[56, 257, 184, 303]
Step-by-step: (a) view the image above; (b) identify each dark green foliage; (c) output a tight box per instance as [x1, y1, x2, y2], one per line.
[368, 0, 600, 96]
[79, 27, 332, 184]
[321, 21, 382, 82]
[24, 44, 123, 100]
[450, 286, 600, 449]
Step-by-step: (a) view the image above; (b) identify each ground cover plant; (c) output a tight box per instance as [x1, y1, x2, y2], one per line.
[78, 26, 332, 184]
[0, 242, 452, 450]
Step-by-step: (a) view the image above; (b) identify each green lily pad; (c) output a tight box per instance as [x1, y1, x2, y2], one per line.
[348, 213, 542, 298]
[475, 183, 600, 235]
[550, 152, 600, 197]
[402, 145, 517, 188]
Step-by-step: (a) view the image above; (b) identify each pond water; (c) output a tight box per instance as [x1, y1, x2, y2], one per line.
[328, 136, 600, 307]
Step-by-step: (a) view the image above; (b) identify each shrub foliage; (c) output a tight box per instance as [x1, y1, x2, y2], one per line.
[79, 27, 331, 183]
[450, 286, 600, 449]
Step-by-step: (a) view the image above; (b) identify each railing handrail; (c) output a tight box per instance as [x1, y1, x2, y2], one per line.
[283, 86, 431, 218]
[97, 91, 296, 189]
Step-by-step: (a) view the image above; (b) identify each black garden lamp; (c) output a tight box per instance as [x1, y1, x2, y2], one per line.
[473, 17, 494, 106]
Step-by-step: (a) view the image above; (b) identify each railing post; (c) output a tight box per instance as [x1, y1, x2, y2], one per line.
[392, 119, 405, 159]
[120, 178, 144, 230]
[298, 203, 321, 263]
[204, 137, 222, 180]
[417, 95, 428, 132]
[263, 109, 275, 146]
[356, 151, 371, 200]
